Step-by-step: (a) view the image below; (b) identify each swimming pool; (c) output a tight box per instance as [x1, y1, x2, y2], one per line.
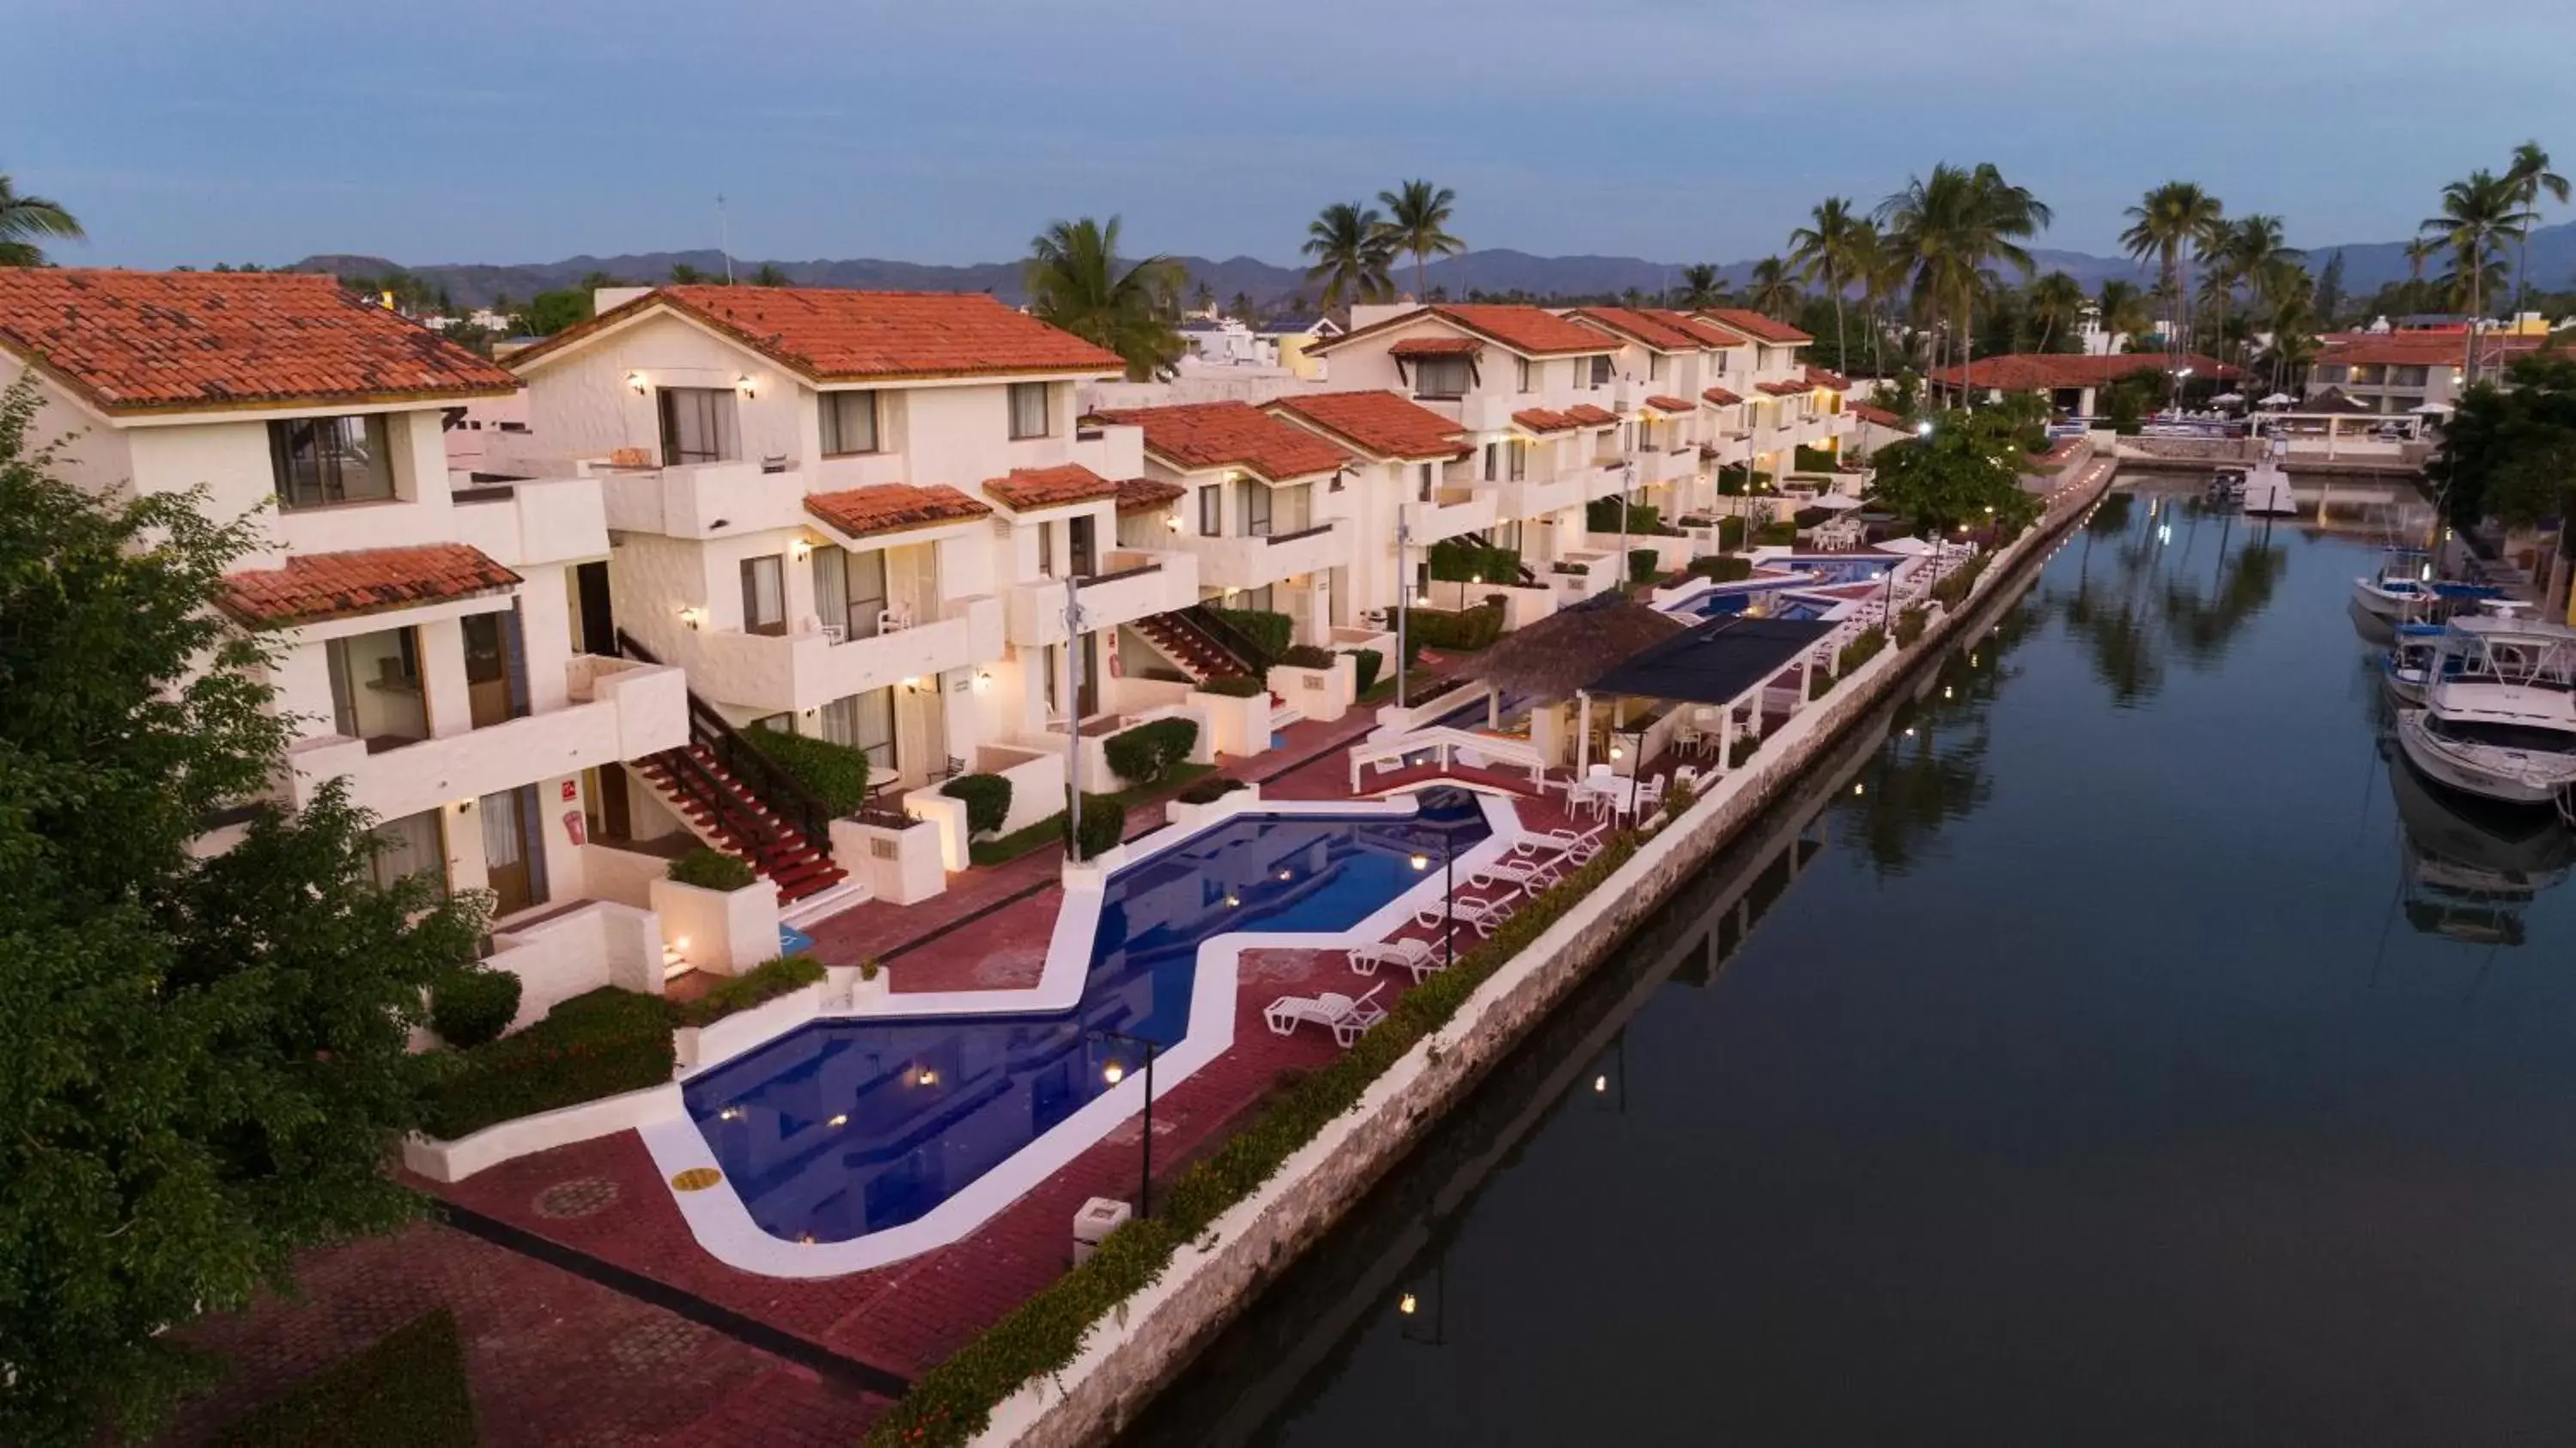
[677, 789, 1492, 1245]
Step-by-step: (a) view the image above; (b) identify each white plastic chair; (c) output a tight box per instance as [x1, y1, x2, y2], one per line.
[1347, 938, 1433, 978]
[1266, 988, 1387, 1046]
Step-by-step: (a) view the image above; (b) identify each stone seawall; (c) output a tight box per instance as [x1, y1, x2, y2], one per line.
[976, 463, 2120, 1447]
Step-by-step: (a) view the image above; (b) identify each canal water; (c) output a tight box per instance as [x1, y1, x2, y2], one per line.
[1126, 484, 2576, 1446]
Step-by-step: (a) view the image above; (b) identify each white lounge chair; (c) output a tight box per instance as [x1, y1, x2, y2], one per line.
[1347, 937, 1435, 977]
[1265, 986, 1387, 1046]
[1419, 893, 1516, 938]
[1469, 856, 1563, 892]
[1512, 823, 1605, 861]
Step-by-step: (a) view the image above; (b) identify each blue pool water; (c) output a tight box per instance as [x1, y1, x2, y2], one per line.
[680, 789, 1491, 1244]
[1777, 555, 1896, 583]
[1688, 584, 1833, 622]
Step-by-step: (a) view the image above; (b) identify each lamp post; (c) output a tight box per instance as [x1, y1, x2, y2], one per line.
[1061, 576, 1091, 860]
[1091, 1026, 1162, 1219]
[1409, 830, 1456, 972]
[1394, 502, 1413, 709]
[1618, 458, 1636, 592]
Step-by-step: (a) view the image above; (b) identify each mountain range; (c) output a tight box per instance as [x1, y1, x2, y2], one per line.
[297, 222, 2576, 315]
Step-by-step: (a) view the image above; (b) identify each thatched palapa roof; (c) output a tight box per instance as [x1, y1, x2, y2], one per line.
[1470, 596, 1689, 703]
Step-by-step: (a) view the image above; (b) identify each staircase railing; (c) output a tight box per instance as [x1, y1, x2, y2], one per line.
[1180, 604, 1276, 674]
[616, 629, 839, 848]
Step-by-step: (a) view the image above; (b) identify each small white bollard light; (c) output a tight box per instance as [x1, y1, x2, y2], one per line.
[1073, 1196, 1133, 1264]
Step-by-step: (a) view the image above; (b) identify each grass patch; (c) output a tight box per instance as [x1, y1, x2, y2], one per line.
[422, 988, 675, 1141]
[210, 1311, 475, 1448]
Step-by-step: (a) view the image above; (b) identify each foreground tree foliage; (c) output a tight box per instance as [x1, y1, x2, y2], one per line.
[0, 378, 488, 1445]
[2430, 354, 2576, 531]
[1866, 408, 2046, 536]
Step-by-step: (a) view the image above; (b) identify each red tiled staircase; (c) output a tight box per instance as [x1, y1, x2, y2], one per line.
[1132, 609, 1251, 686]
[635, 745, 848, 903]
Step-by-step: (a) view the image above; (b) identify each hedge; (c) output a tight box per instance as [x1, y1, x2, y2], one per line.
[1893, 605, 1929, 648]
[1627, 548, 1661, 584]
[1347, 648, 1383, 695]
[1754, 520, 1798, 546]
[941, 773, 1012, 836]
[1807, 666, 1836, 699]
[665, 955, 826, 1029]
[1585, 496, 1661, 533]
[1206, 606, 1291, 660]
[1176, 775, 1248, 805]
[1793, 443, 1841, 472]
[668, 847, 756, 891]
[210, 1311, 476, 1448]
[1836, 625, 1888, 676]
[1689, 555, 1753, 583]
[1931, 552, 1991, 607]
[423, 988, 676, 1141]
[1398, 599, 1506, 652]
[1279, 644, 1334, 669]
[1103, 718, 1198, 786]
[1196, 674, 1267, 698]
[971, 811, 1069, 867]
[1073, 794, 1124, 859]
[430, 967, 521, 1050]
[1730, 733, 1761, 767]
[1426, 538, 1521, 584]
[1716, 516, 1747, 550]
[864, 828, 1646, 1447]
[1716, 464, 1753, 496]
[750, 729, 872, 815]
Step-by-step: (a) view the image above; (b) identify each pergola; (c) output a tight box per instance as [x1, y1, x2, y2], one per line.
[1580, 615, 1839, 776]
[1467, 598, 1690, 771]
[2252, 386, 2430, 459]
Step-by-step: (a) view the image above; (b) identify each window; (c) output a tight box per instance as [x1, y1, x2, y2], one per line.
[1036, 520, 1056, 578]
[325, 628, 427, 751]
[370, 809, 447, 892]
[1413, 356, 1471, 399]
[1417, 462, 1435, 503]
[658, 387, 738, 465]
[1198, 485, 1221, 535]
[1483, 442, 1498, 483]
[1649, 353, 1667, 380]
[819, 390, 879, 455]
[1589, 356, 1613, 387]
[1508, 441, 1527, 482]
[1241, 482, 1273, 537]
[2395, 365, 2430, 387]
[820, 687, 898, 770]
[461, 605, 530, 730]
[739, 554, 787, 636]
[270, 415, 394, 511]
[1008, 381, 1050, 440]
[812, 545, 887, 640]
[1515, 357, 1534, 393]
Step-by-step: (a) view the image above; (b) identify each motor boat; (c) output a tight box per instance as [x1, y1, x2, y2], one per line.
[2239, 439, 2296, 516]
[2352, 546, 2502, 621]
[2379, 621, 2452, 704]
[2393, 615, 2576, 807]
[2205, 467, 2245, 505]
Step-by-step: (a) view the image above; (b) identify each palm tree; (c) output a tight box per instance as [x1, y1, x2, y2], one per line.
[1229, 289, 1260, 325]
[2403, 236, 2440, 313]
[2121, 181, 2223, 363]
[750, 262, 791, 287]
[1857, 222, 1906, 378]
[1674, 263, 1724, 309]
[0, 173, 83, 266]
[1788, 197, 1868, 374]
[1024, 216, 1187, 381]
[2026, 271, 2087, 353]
[1301, 201, 1395, 311]
[669, 263, 710, 284]
[2421, 169, 2531, 384]
[1189, 280, 1216, 316]
[1876, 163, 2051, 398]
[1377, 179, 1464, 302]
[2505, 142, 2569, 314]
[2206, 215, 2297, 368]
[1746, 256, 1800, 319]
[2095, 280, 2151, 346]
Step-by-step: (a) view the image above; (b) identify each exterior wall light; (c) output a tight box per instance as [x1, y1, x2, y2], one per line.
[627, 371, 647, 394]
[737, 374, 756, 399]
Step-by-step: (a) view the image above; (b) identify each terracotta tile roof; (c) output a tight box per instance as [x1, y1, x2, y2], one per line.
[1643, 394, 1694, 414]
[1566, 307, 1704, 352]
[982, 462, 1120, 513]
[1925, 351, 2241, 390]
[1113, 477, 1186, 514]
[0, 269, 517, 416]
[1850, 404, 1905, 428]
[1803, 365, 1850, 391]
[1309, 304, 1617, 359]
[220, 544, 519, 629]
[1084, 400, 1352, 483]
[1703, 386, 1744, 406]
[1642, 309, 1753, 350]
[1702, 308, 1813, 345]
[803, 482, 993, 541]
[509, 285, 1124, 381]
[2318, 331, 2545, 367]
[1757, 380, 1814, 397]
[1564, 403, 1620, 427]
[1511, 407, 1578, 434]
[1388, 336, 1482, 358]
[1266, 390, 1469, 461]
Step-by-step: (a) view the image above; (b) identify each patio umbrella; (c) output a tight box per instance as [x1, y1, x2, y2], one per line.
[1874, 536, 1938, 556]
[2210, 391, 2245, 405]
[1806, 494, 1865, 512]
[1469, 596, 1689, 704]
[2259, 392, 2293, 406]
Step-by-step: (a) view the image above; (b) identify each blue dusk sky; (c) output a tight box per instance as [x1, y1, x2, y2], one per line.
[9, 0, 2574, 271]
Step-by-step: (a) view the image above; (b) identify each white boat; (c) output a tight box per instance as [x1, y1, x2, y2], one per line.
[2379, 622, 2451, 704]
[2393, 615, 2576, 807]
[2240, 439, 2296, 516]
[2351, 547, 2501, 621]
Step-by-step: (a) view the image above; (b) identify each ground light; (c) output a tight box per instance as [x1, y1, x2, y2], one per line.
[1090, 1026, 1164, 1219]
[1411, 832, 1457, 972]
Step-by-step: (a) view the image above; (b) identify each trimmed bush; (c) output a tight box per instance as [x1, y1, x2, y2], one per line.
[668, 847, 756, 892]
[1279, 644, 1335, 669]
[423, 987, 676, 1141]
[1627, 548, 1661, 584]
[1754, 520, 1797, 546]
[1103, 718, 1199, 786]
[1716, 464, 1753, 496]
[1716, 516, 1747, 551]
[1426, 538, 1521, 584]
[1585, 496, 1662, 533]
[1729, 733, 1761, 767]
[1549, 560, 1589, 576]
[1932, 551, 1992, 607]
[1894, 605, 1929, 648]
[430, 966, 522, 1050]
[1807, 666, 1836, 699]
[971, 811, 1067, 867]
[1206, 606, 1291, 660]
[1794, 443, 1840, 472]
[941, 773, 1012, 836]
[665, 955, 825, 1029]
[1072, 793, 1124, 859]
[1176, 775, 1248, 805]
[749, 729, 872, 815]
[1398, 599, 1506, 652]
[1836, 625, 1888, 676]
[211, 1311, 476, 1448]
[1347, 648, 1383, 695]
[1689, 554, 1753, 583]
[1196, 673, 1267, 698]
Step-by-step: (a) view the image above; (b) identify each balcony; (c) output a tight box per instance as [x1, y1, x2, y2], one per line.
[1006, 550, 1201, 648]
[675, 594, 1005, 715]
[448, 474, 609, 568]
[1409, 485, 1499, 545]
[598, 459, 808, 540]
[1163, 519, 1353, 590]
[1497, 472, 1586, 521]
[285, 656, 688, 823]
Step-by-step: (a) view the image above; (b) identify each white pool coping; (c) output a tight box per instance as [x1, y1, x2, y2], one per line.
[636, 789, 1526, 1278]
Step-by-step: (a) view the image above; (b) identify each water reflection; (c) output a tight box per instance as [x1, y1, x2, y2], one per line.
[1841, 605, 2038, 876]
[2055, 489, 2290, 706]
[2386, 746, 2576, 947]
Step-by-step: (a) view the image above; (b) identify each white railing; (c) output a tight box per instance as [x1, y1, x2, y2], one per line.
[1346, 724, 1546, 791]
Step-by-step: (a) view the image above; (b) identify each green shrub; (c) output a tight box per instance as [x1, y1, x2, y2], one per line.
[668, 847, 756, 892]
[211, 1311, 476, 1448]
[1807, 666, 1836, 699]
[1729, 733, 1761, 767]
[1794, 443, 1840, 472]
[941, 773, 1012, 836]
[1716, 516, 1747, 550]
[1072, 794, 1125, 859]
[1931, 551, 1992, 608]
[749, 729, 872, 815]
[1347, 648, 1383, 695]
[665, 955, 825, 1029]
[1426, 538, 1521, 584]
[1835, 625, 1888, 675]
[1279, 644, 1334, 669]
[1176, 775, 1247, 805]
[1197, 674, 1267, 698]
[1549, 560, 1589, 576]
[1754, 520, 1797, 546]
[1893, 605, 1929, 648]
[970, 811, 1067, 867]
[430, 966, 522, 1050]
[423, 988, 675, 1141]
[1690, 554, 1753, 583]
[1398, 600, 1506, 652]
[1102, 717, 1199, 786]
[1716, 464, 1752, 496]
[1585, 497, 1662, 533]
[1627, 548, 1661, 584]
[864, 827, 1644, 1448]
[1206, 606, 1291, 660]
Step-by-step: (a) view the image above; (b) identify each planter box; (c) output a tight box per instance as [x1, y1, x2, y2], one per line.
[674, 982, 823, 1070]
[1163, 781, 1258, 830]
[834, 816, 945, 904]
[1191, 687, 1274, 759]
[1267, 655, 1356, 724]
[648, 874, 781, 976]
